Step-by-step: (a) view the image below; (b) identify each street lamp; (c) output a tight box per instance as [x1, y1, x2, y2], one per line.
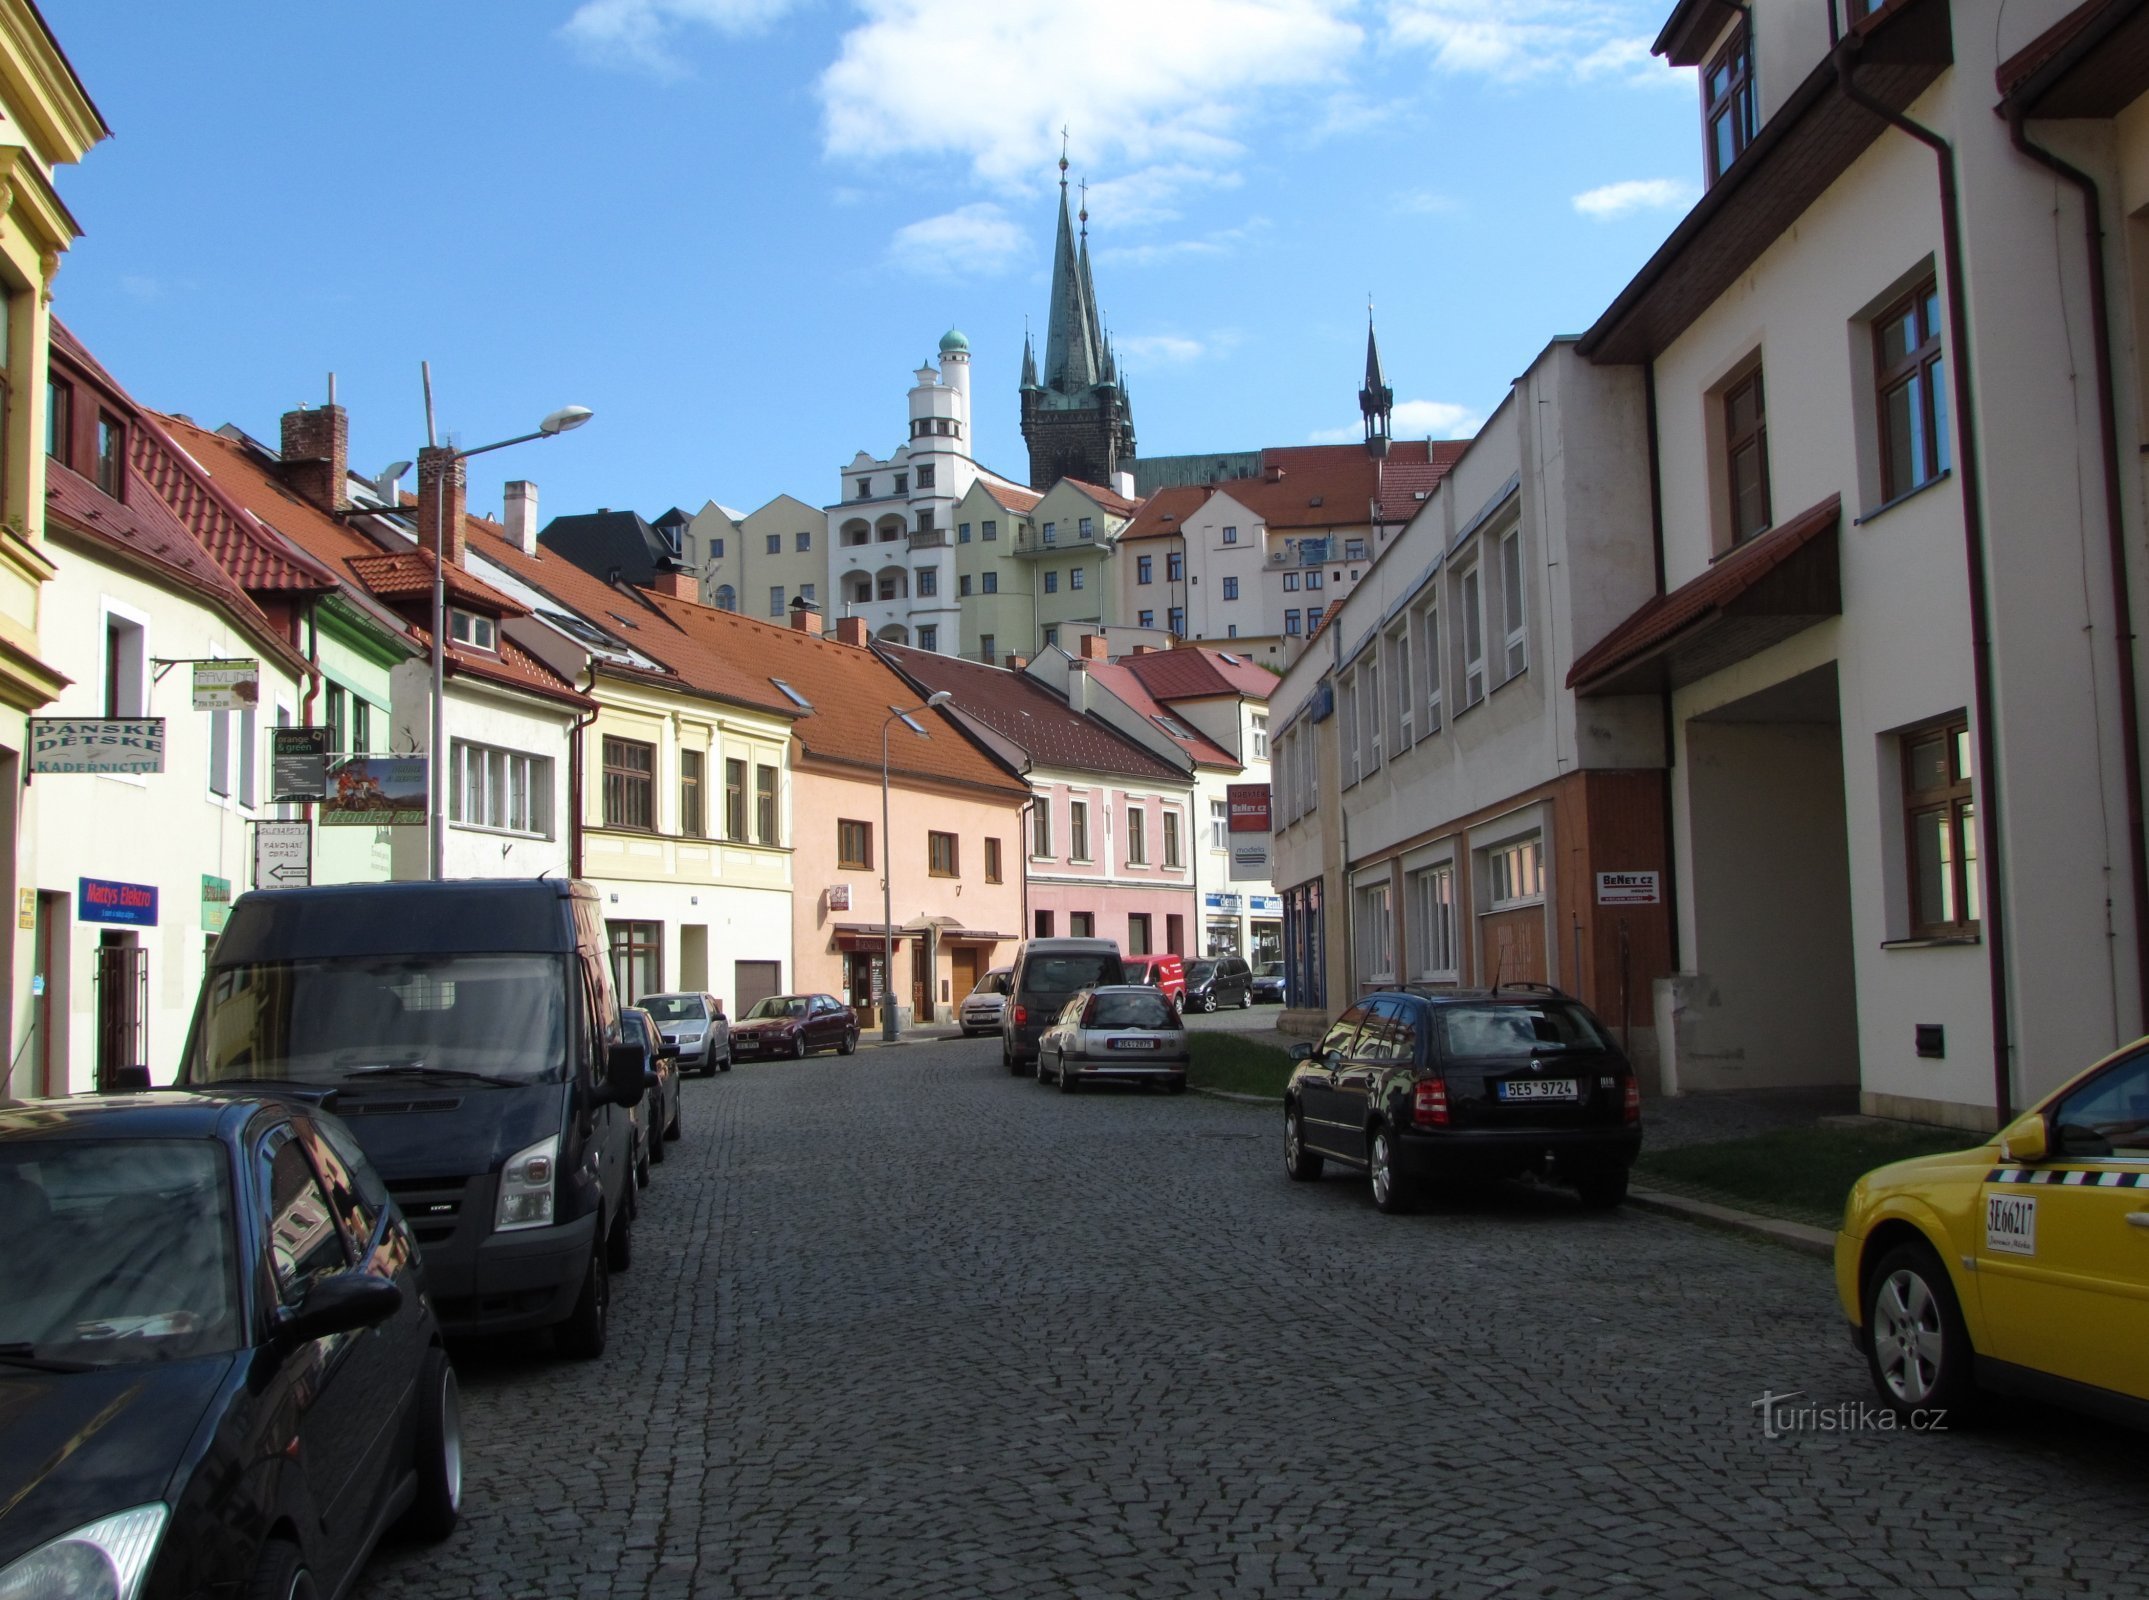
[426, 403, 593, 880]
[881, 689, 954, 1041]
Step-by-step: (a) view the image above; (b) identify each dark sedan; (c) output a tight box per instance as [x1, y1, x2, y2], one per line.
[729, 994, 859, 1059]
[1251, 962, 1287, 1004]
[0, 1092, 459, 1600]
[623, 1006, 682, 1183]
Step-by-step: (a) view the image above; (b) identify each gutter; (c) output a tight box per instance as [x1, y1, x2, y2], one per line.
[568, 660, 599, 880]
[1836, 36, 2015, 1123]
[2002, 100, 2149, 1045]
[1644, 359, 1682, 972]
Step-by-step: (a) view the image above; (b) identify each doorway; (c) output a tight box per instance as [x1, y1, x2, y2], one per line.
[735, 959, 782, 1012]
[951, 946, 979, 1003]
[30, 890, 64, 1096]
[93, 930, 146, 1091]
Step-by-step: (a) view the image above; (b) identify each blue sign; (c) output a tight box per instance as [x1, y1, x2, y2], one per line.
[79, 877, 158, 927]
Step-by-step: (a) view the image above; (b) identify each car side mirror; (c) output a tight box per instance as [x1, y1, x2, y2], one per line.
[1999, 1112, 2050, 1164]
[1287, 1042, 1313, 1061]
[109, 1064, 152, 1092]
[277, 1270, 402, 1345]
[605, 1042, 648, 1107]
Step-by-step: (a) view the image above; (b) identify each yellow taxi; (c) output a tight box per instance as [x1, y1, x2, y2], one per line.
[1836, 1038, 2149, 1424]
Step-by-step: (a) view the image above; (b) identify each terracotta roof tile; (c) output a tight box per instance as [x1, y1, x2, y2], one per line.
[1116, 485, 1213, 544]
[1060, 478, 1141, 516]
[1119, 644, 1277, 703]
[1078, 660, 1235, 767]
[977, 481, 1044, 515]
[1224, 440, 1464, 531]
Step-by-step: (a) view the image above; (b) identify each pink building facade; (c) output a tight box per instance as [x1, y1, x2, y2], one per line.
[1021, 771, 1196, 955]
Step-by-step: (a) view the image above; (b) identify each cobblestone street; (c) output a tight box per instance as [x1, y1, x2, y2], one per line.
[358, 1040, 2149, 1599]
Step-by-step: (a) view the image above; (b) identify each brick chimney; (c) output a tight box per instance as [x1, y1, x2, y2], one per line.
[789, 597, 825, 635]
[504, 480, 539, 554]
[1130, 644, 1159, 656]
[280, 404, 348, 513]
[1007, 654, 1028, 670]
[649, 569, 698, 600]
[417, 445, 467, 569]
[834, 616, 868, 647]
[1078, 633, 1110, 662]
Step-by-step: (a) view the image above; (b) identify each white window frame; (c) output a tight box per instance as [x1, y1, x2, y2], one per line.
[1251, 714, 1269, 761]
[1500, 525, 1527, 680]
[1405, 857, 1458, 981]
[1353, 875, 1395, 986]
[1460, 563, 1485, 708]
[1361, 660, 1382, 775]
[1210, 797, 1228, 851]
[450, 739, 555, 839]
[1487, 834, 1546, 909]
[1340, 674, 1359, 787]
[1031, 795, 1053, 859]
[1419, 600, 1443, 735]
[1070, 798, 1090, 862]
[1389, 626, 1412, 751]
[1126, 805, 1147, 866]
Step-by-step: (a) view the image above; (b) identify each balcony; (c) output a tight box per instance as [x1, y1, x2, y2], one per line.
[1294, 536, 1335, 566]
[908, 529, 949, 551]
[1011, 527, 1099, 558]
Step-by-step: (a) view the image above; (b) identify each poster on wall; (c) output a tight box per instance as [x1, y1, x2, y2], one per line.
[320, 756, 427, 826]
[1226, 782, 1272, 883]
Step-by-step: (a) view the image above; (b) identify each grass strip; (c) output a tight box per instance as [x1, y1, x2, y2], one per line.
[1636, 1122, 1978, 1227]
[1186, 1033, 1295, 1099]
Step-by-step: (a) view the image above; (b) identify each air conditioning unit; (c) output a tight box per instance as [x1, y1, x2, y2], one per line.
[1267, 551, 1286, 565]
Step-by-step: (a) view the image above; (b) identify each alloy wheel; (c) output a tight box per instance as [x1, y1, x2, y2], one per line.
[1874, 1267, 1947, 1404]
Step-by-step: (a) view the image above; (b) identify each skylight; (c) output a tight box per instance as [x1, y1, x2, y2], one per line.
[1153, 714, 1193, 739]
[893, 707, 929, 735]
[771, 679, 813, 710]
[1219, 652, 1241, 665]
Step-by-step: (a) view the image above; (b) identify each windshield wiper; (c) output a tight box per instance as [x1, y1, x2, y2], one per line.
[0, 1344, 96, 1373]
[341, 1064, 525, 1089]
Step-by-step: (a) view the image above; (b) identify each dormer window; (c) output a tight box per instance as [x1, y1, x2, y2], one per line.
[96, 413, 124, 500]
[450, 609, 498, 653]
[856, 478, 872, 499]
[894, 472, 909, 495]
[1703, 25, 1756, 184]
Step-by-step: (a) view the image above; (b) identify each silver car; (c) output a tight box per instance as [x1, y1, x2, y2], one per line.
[960, 967, 1012, 1037]
[1035, 985, 1188, 1094]
[640, 991, 733, 1076]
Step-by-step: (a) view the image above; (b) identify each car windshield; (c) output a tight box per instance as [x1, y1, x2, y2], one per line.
[1023, 955, 1122, 998]
[0, 1139, 241, 1365]
[623, 1012, 654, 1047]
[745, 996, 808, 1020]
[187, 954, 568, 1087]
[1088, 992, 1178, 1030]
[1185, 962, 1216, 983]
[642, 995, 705, 1023]
[1438, 1002, 1612, 1057]
[1257, 963, 1282, 978]
[969, 975, 1005, 997]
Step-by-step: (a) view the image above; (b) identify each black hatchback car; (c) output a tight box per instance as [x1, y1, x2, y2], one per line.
[1184, 957, 1253, 1012]
[1283, 986, 1641, 1213]
[0, 1091, 459, 1600]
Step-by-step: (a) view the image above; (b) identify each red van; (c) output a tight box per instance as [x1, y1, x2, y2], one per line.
[1120, 954, 1186, 1011]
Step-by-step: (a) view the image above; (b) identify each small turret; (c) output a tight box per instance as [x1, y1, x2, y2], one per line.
[1360, 305, 1394, 459]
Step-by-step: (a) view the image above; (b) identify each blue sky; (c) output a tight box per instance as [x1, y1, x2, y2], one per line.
[47, 0, 1703, 524]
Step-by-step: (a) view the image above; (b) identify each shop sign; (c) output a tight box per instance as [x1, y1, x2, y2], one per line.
[201, 874, 231, 933]
[192, 660, 260, 712]
[254, 820, 311, 888]
[828, 883, 852, 912]
[79, 877, 157, 927]
[1596, 871, 1661, 906]
[29, 719, 165, 775]
[16, 888, 31, 930]
[321, 757, 427, 826]
[271, 727, 332, 802]
[1228, 837, 1272, 883]
[1203, 891, 1243, 914]
[1226, 784, 1271, 832]
[1248, 894, 1282, 916]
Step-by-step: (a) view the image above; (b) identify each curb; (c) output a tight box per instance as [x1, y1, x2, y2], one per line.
[1627, 1187, 1835, 1260]
[1192, 1088, 1281, 1105]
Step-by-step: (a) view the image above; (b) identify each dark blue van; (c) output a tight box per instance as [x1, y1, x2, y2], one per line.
[178, 879, 646, 1358]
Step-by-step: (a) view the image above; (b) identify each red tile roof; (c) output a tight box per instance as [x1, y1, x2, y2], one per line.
[347, 550, 530, 614]
[1116, 485, 1213, 544]
[1118, 644, 1278, 703]
[1224, 441, 1463, 532]
[1060, 478, 1141, 516]
[879, 645, 1188, 784]
[632, 595, 1028, 796]
[1078, 660, 1236, 768]
[976, 481, 1044, 515]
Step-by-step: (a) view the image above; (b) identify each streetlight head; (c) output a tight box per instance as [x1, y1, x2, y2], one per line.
[539, 405, 594, 436]
[378, 460, 413, 484]
[925, 690, 953, 708]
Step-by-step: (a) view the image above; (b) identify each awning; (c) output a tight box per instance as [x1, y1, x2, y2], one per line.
[831, 923, 921, 946]
[1567, 495, 1842, 699]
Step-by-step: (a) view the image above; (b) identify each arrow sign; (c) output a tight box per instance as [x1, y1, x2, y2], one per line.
[254, 820, 312, 890]
[268, 862, 309, 882]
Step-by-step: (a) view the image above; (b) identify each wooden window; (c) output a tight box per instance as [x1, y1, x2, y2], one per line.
[1031, 796, 1052, 858]
[607, 919, 662, 1007]
[1128, 913, 1152, 955]
[1126, 806, 1147, 866]
[1070, 800, 1090, 861]
[449, 609, 497, 652]
[1070, 912, 1094, 938]
[45, 376, 70, 466]
[96, 413, 124, 499]
[725, 758, 747, 841]
[1163, 812, 1182, 868]
[1488, 836, 1545, 908]
[1875, 279, 1949, 502]
[1407, 861, 1458, 980]
[603, 737, 655, 831]
[452, 740, 552, 836]
[680, 749, 705, 837]
[984, 837, 1003, 883]
[1703, 24, 1756, 185]
[755, 763, 779, 844]
[839, 818, 873, 869]
[1724, 368, 1771, 545]
[1904, 717, 1978, 937]
[1035, 909, 1055, 937]
[928, 831, 959, 877]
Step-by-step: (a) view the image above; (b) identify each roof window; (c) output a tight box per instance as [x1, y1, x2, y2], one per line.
[771, 679, 813, 710]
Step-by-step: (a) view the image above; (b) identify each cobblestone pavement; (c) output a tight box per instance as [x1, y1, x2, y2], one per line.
[357, 1037, 2149, 1600]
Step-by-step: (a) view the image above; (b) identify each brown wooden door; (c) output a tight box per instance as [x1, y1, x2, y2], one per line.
[1479, 907, 1546, 988]
[951, 946, 979, 1002]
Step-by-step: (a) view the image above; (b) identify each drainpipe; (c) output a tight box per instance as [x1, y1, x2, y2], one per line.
[1837, 40, 2015, 1122]
[1644, 359, 1681, 972]
[1016, 794, 1035, 939]
[2004, 102, 2149, 1043]
[568, 661, 599, 881]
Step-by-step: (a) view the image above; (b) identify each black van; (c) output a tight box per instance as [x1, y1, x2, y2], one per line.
[1000, 937, 1125, 1075]
[178, 879, 647, 1358]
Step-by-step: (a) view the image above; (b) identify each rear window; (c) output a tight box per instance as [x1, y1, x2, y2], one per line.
[1088, 991, 1179, 1030]
[1438, 1002, 1611, 1058]
[1022, 954, 1122, 996]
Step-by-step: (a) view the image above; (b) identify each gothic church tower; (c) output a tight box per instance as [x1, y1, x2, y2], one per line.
[1020, 150, 1136, 492]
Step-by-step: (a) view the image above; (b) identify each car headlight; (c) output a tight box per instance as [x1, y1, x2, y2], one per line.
[495, 1135, 558, 1232]
[0, 1504, 168, 1600]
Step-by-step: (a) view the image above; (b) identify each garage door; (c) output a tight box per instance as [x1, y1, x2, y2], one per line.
[735, 959, 783, 1012]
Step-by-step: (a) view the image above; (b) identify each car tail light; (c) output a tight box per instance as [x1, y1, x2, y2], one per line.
[1413, 1077, 1449, 1127]
[1623, 1078, 1641, 1124]
[1013, 1005, 1028, 1027]
[1081, 997, 1100, 1026]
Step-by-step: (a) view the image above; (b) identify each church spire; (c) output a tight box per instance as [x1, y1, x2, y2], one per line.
[1042, 146, 1099, 395]
[1020, 318, 1038, 390]
[1360, 300, 1394, 458]
[1021, 137, 1136, 492]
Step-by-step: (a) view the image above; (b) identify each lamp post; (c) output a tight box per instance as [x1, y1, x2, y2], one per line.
[881, 690, 954, 1041]
[424, 403, 593, 880]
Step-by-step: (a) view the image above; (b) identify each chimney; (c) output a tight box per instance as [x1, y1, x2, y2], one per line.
[1007, 654, 1028, 671]
[1265, 465, 1285, 483]
[280, 403, 349, 513]
[417, 446, 468, 569]
[835, 616, 869, 647]
[1130, 644, 1158, 656]
[789, 597, 825, 634]
[504, 480, 539, 554]
[1078, 633, 1110, 662]
[650, 569, 698, 600]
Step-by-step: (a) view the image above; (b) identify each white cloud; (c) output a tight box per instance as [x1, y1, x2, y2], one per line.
[1394, 188, 1461, 215]
[1310, 397, 1483, 443]
[1115, 333, 1208, 364]
[559, 0, 796, 74]
[1572, 176, 1698, 220]
[819, 0, 1361, 189]
[1097, 220, 1267, 269]
[887, 203, 1028, 278]
[1382, 0, 1679, 87]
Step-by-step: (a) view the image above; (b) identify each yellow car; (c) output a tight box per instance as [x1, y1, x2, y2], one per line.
[1836, 1039, 2149, 1424]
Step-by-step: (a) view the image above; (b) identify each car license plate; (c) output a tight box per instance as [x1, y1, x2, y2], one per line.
[1499, 1078, 1577, 1101]
[1109, 1037, 1159, 1050]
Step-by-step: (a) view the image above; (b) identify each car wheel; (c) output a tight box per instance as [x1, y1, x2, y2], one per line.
[401, 1346, 463, 1541]
[1239, 988, 1253, 1009]
[245, 1539, 318, 1600]
[1865, 1242, 1975, 1420]
[607, 1204, 633, 1272]
[839, 1028, 857, 1056]
[1368, 1125, 1412, 1214]
[1201, 992, 1217, 1013]
[556, 1235, 609, 1359]
[1005, 1043, 1026, 1077]
[634, 1134, 651, 1189]
[1058, 1057, 1080, 1093]
[1284, 1105, 1324, 1182]
[1573, 1165, 1626, 1209]
[1035, 1051, 1052, 1085]
[790, 1033, 807, 1060]
[1167, 1077, 1187, 1095]
[717, 1047, 732, 1074]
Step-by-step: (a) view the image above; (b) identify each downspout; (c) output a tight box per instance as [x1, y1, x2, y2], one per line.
[2005, 102, 2149, 1040]
[1644, 360, 1681, 971]
[1016, 794, 1035, 939]
[1837, 40, 2015, 1122]
[568, 662, 599, 881]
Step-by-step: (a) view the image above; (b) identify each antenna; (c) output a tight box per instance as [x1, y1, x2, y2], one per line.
[421, 360, 438, 450]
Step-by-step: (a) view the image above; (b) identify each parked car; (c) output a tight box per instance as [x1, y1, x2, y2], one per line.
[641, 991, 732, 1075]
[1284, 985, 1641, 1214]
[960, 968, 1013, 1037]
[179, 878, 648, 1359]
[1837, 1035, 2149, 1425]
[1035, 985, 1189, 1093]
[1184, 956, 1254, 1012]
[0, 1091, 459, 1600]
[1251, 961, 1287, 1004]
[1120, 954, 1186, 1012]
[623, 1006, 681, 1182]
[1001, 938, 1126, 1075]
[730, 994, 859, 1059]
